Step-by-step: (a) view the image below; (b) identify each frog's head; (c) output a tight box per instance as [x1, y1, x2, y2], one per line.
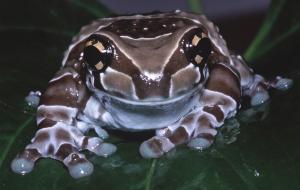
[66, 12, 227, 102]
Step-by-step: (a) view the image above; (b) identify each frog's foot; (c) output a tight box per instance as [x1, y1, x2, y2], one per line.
[11, 122, 116, 178]
[25, 91, 41, 108]
[244, 75, 293, 106]
[249, 76, 293, 106]
[268, 76, 293, 91]
[140, 108, 219, 158]
[249, 84, 270, 106]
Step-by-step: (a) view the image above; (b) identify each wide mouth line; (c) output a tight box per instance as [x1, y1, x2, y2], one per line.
[98, 85, 202, 106]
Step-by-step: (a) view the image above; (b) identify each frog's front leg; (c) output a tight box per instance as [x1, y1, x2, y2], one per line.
[11, 67, 116, 178]
[232, 55, 293, 106]
[140, 64, 240, 158]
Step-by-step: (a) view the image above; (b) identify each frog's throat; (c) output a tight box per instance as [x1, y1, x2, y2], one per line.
[89, 83, 203, 107]
[86, 83, 202, 130]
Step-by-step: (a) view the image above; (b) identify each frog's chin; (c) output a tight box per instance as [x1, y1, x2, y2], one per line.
[91, 85, 203, 131]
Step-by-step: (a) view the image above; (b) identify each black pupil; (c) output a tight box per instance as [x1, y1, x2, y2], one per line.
[84, 45, 102, 67]
[194, 38, 211, 59]
[83, 36, 113, 72]
[184, 31, 212, 67]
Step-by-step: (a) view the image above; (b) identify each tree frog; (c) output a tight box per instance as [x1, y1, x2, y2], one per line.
[11, 11, 292, 178]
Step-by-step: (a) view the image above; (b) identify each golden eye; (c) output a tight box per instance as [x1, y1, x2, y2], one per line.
[92, 61, 103, 70]
[85, 40, 105, 52]
[83, 36, 113, 72]
[184, 29, 212, 67]
[192, 35, 201, 46]
[191, 33, 208, 46]
[194, 55, 203, 64]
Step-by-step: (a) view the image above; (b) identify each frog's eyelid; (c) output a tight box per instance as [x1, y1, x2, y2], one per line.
[85, 41, 105, 53]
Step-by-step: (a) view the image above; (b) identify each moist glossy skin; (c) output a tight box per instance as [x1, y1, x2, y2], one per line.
[11, 11, 292, 179]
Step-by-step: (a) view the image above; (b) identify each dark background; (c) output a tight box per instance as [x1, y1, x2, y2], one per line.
[100, 0, 271, 53]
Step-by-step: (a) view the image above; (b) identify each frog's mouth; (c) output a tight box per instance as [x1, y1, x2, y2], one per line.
[94, 84, 203, 107]
[85, 76, 204, 130]
[94, 85, 202, 130]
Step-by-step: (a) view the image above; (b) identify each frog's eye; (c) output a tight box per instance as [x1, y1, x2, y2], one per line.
[183, 29, 212, 68]
[83, 36, 113, 72]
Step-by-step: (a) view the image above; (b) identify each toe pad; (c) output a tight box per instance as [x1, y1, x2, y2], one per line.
[274, 78, 293, 91]
[68, 161, 94, 179]
[96, 143, 117, 157]
[251, 91, 270, 106]
[188, 137, 212, 150]
[11, 158, 34, 175]
[139, 141, 163, 159]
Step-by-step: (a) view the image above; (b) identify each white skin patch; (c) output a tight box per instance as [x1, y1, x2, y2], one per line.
[100, 67, 139, 99]
[120, 33, 172, 40]
[169, 64, 201, 97]
[49, 72, 73, 83]
[200, 89, 237, 119]
[27, 123, 80, 155]
[49, 68, 79, 83]
[164, 107, 220, 135]
[83, 96, 105, 121]
[37, 105, 78, 125]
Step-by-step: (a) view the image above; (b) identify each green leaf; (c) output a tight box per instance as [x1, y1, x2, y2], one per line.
[144, 159, 157, 190]
[244, 0, 300, 65]
[188, 0, 203, 14]
[1, 0, 300, 190]
[0, 0, 111, 37]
